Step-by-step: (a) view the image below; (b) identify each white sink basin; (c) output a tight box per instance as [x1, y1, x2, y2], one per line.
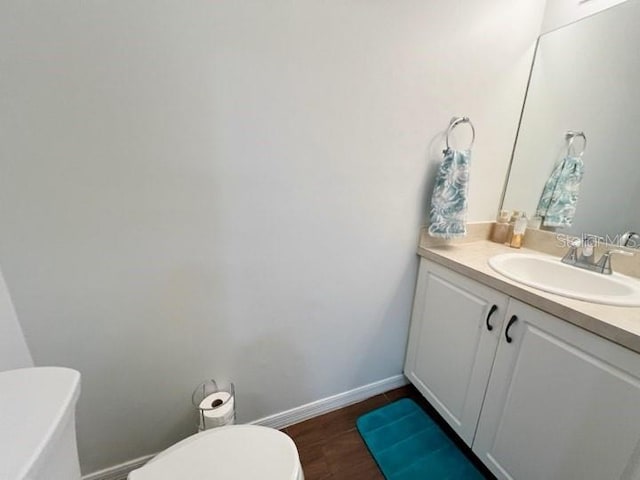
[489, 253, 640, 307]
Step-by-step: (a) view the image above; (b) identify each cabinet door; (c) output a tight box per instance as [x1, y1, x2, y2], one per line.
[404, 259, 508, 445]
[473, 298, 640, 480]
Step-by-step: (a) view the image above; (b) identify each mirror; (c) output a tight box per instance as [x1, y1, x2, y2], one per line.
[501, 0, 640, 242]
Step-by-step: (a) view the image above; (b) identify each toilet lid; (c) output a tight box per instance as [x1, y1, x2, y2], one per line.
[128, 425, 301, 480]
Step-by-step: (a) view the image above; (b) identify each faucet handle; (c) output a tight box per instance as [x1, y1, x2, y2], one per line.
[561, 237, 581, 265]
[597, 249, 634, 274]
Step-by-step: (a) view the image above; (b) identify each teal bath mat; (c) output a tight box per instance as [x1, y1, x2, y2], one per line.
[356, 398, 485, 480]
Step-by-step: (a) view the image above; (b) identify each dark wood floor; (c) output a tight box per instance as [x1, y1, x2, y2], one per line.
[281, 384, 494, 480]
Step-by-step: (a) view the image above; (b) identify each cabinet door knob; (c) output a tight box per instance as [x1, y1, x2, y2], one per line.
[486, 304, 498, 331]
[505, 315, 518, 343]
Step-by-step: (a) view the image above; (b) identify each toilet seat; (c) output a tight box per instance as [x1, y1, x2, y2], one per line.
[128, 425, 303, 480]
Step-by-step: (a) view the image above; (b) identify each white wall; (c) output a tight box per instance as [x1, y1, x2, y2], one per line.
[0, 267, 33, 371]
[0, 0, 544, 474]
[541, 0, 629, 32]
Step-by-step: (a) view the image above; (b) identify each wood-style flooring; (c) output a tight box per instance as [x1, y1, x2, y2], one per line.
[281, 384, 494, 480]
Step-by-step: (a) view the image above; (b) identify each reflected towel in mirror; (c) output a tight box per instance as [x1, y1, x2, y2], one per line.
[535, 155, 584, 228]
[428, 148, 470, 238]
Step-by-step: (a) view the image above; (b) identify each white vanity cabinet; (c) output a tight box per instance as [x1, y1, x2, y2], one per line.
[404, 258, 509, 446]
[473, 298, 640, 480]
[405, 258, 640, 480]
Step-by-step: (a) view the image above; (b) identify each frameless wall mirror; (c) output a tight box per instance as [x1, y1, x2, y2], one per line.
[501, 0, 640, 242]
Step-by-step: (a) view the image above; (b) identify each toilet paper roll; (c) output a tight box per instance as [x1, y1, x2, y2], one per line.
[198, 392, 235, 430]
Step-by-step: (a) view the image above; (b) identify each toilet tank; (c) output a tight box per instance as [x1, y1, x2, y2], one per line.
[0, 367, 81, 480]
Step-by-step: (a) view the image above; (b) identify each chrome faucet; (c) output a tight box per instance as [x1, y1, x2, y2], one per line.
[561, 238, 581, 265]
[562, 234, 633, 274]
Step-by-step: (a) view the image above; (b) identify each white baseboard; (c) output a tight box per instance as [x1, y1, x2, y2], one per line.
[251, 374, 408, 430]
[82, 374, 408, 480]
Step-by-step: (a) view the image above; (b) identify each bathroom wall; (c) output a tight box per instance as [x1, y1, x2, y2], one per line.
[0, 268, 33, 371]
[0, 0, 544, 474]
[541, 0, 629, 32]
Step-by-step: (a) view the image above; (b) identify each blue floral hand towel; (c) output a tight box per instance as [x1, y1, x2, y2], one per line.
[428, 148, 470, 238]
[535, 155, 584, 228]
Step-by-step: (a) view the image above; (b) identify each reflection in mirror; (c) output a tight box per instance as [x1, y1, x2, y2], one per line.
[501, 0, 640, 244]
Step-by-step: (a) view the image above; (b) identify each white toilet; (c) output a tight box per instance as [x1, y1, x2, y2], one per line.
[0, 367, 82, 480]
[128, 424, 304, 480]
[0, 366, 303, 480]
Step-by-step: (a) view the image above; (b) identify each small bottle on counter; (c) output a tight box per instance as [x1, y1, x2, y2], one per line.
[490, 210, 511, 244]
[505, 211, 520, 245]
[509, 213, 528, 248]
[528, 215, 542, 230]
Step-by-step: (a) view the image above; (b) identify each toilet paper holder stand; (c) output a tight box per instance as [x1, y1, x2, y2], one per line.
[192, 379, 236, 431]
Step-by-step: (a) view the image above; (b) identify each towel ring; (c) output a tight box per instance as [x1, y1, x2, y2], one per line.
[445, 116, 475, 151]
[565, 130, 587, 157]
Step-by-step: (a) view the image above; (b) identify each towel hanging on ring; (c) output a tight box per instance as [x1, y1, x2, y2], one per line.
[536, 131, 586, 228]
[428, 117, 474, 239]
